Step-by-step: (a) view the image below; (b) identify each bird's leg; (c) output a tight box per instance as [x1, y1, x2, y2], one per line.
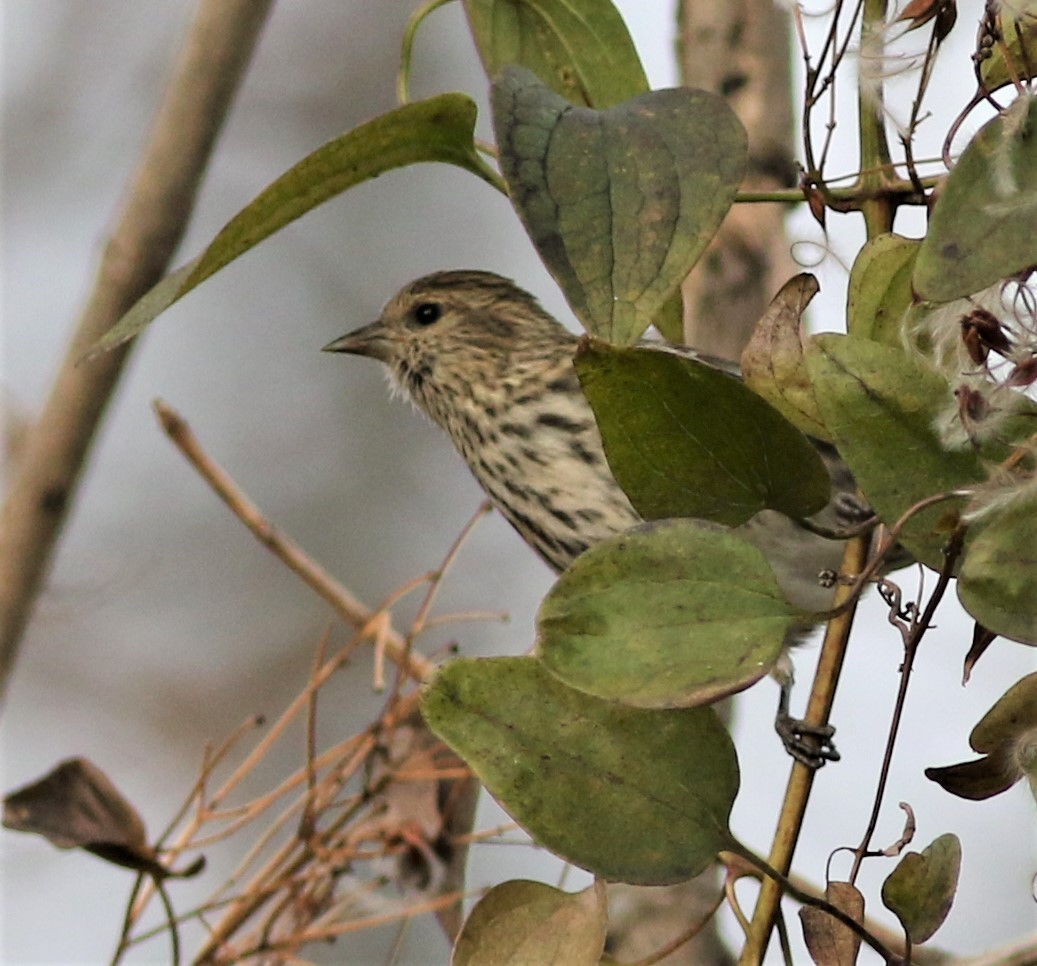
[772, 654, 840, 768]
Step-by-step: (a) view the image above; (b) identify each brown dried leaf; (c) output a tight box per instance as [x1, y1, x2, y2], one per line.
[800, 881, 865, 965]
[3, 758, 172, 878]
[741, 273, 829, 441]
[896, 0, 954, 32]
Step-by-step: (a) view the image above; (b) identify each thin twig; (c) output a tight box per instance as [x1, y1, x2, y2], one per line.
[849, 526, 966, 882]
[152, 399, 434, 682]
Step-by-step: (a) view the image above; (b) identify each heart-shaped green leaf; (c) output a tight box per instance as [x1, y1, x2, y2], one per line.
[537, 519, 801, 707]
[914, 96, 1037, 302]
[492, 66, 746, 344]
[94, 94, 499, 353]
[452, 880, 607, 966]
[881, 834, 961, 944]
[462, 0, 648, 108]
[576, 341, 830, 526]
[421, 656, 738, 885]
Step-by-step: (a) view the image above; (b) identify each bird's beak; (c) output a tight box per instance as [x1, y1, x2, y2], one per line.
[322, 321, 392, 362]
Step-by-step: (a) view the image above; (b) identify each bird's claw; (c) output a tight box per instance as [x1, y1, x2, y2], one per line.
[775, 713, 840, 769]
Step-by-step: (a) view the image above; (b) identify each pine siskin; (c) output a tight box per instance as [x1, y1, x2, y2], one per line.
[325, 270, 871, 763]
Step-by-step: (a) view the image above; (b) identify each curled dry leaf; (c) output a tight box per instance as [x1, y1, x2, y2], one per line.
[926, 672, 1037, 800]
[741, 273, 828, 441]
[962, 622, 998, 683]
[2, 757, 201, 880]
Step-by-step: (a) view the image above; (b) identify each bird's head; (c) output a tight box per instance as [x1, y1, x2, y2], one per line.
[323, 270, 574, 406]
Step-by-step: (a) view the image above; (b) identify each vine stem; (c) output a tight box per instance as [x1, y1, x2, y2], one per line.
[739, 534, 871, 964]
[727, 842, 900, 964]
[849, 527, 965, 882]
[742, 0, 896, 958]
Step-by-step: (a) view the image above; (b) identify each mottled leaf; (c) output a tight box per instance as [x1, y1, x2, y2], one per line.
[462, 0, 648, 108]
[452, 879, 607, 966]
[537, 519, 801, 707]
[421, 656, 738, 885]
[971, 671, 1037, 751]
[741, 273, 829, 440]
[847, 233, 921, 346]
[95, 94, 498, 352]
[881, 834, 961, 944]
[806, 334, 987, 568]
[576, 341, 830, 525]
[958, 485, 1037, 644]
[493, 66, 746, 344]
[914, 96, 1037, 302]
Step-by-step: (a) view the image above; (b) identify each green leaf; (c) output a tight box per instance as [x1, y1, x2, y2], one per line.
[575, 341, 830, 526]
[452, 880, 607, 966]
[959, 486, 1037, 644]
[971, 671, 1037, 750]
[741, 273, 829, 440]
[492, 66, 746, 344]
[421, 656, 738, 885]
[880, 834, 961, 945]
[94, 94, 499, 353]
[847, 233, 921, 346]
[806, 335, 986, 568]
[537, 519, 800, 707]
[914, 95, 1037, 302]
[462, 0, 648, 108]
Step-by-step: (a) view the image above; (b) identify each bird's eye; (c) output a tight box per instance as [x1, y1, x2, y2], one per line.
[412, 301, 442, 326]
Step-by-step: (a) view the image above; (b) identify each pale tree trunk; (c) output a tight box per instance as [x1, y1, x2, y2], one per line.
[607, 2, 796, 963]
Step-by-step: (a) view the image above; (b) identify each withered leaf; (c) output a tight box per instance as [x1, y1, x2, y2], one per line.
[3, 757, 200, 879]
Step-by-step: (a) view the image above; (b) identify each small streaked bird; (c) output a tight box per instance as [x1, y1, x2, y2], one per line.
[325, 270, 873, 764]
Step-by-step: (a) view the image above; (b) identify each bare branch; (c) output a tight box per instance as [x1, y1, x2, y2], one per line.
[0, 0, 274, 703]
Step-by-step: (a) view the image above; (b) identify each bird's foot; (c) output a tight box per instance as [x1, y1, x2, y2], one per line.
[775, 713, 840, 769]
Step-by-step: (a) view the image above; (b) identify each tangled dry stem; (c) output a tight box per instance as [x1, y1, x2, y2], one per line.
[111, 402, 505, 963]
